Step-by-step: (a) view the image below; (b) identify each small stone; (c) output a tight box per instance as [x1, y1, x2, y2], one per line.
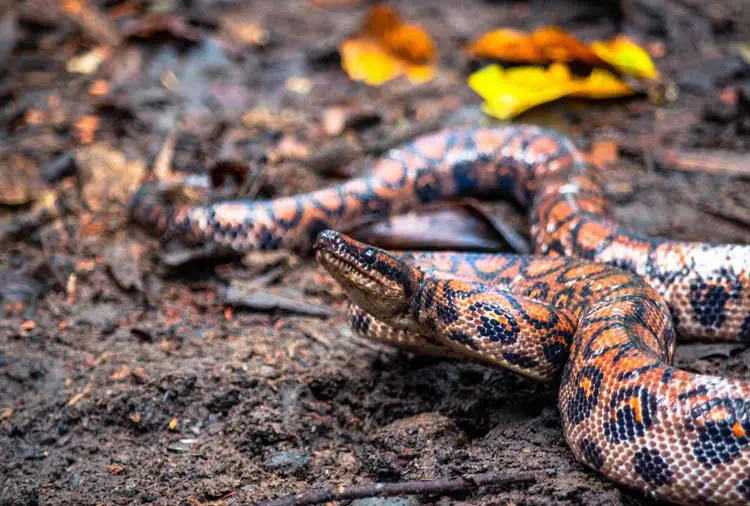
[263, 450, 309, 470]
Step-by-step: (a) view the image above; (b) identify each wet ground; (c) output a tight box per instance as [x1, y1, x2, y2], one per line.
[2, 0, 750, 505]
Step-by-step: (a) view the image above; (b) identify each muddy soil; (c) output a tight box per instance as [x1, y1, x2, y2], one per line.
[2, 1, 750, 505]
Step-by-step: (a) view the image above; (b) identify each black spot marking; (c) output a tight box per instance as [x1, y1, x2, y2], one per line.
[259, 227, 281, 250]
[542, 339, 568, 367]
[435, 303, 459, 324]
[660, 367, 675, 384]
[634, 447, 673, 487]
[468, 302, 519, 343]
[579, 439, 604, 470]
[502, 352, 537, 369]
[414, 168, 442, 203]
[689, 282, 731, 330]
[603, 386, 657, 443]
[690, 397, 750, 468]
[738, 475, 750, 500]
[566, 365, 604, 425]
[525, 281, 550, 300]
[448, 331, 479, 350]
[350, 312, 370, 335]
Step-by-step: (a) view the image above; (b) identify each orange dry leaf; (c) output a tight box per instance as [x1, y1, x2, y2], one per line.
[339, 4, 436, 86]
[469, 27, 600, 65]
[468, 63, 635, 120]
[468, 26, 662, 85]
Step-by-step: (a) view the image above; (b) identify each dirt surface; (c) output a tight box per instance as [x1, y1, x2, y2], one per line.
[2, 1, 750, 505]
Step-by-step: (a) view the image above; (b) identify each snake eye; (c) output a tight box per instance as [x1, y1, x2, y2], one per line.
[363, 248, 377, 264]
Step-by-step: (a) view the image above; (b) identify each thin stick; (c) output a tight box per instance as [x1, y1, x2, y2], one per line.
[253, 471, 541, 506]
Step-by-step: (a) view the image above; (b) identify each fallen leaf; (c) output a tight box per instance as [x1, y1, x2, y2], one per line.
[468, 63, 635, 120]
[222, 283, 336, 317]
[131, 367, 150, 384]
[285, 76, 313, 95]
[67, 46, 112, 74]
[88, 79, 110, 96]
[352, 200, 529, 253]
[339, 4, 436, 86]
[75, 143, 146, 213]
[676, 343, 745, 364]
[74, 115, 99, 144]
[468, 26, 657, 81]
[590, 35, 657, 81]
[467, 26, 673, 104]
[104, 235, 144, 292]
[66, 384, 92, 406]
[169, 418, 178, 431]
[122, 13, 201, 42]
[220, 17, 270, 47]
[61, 0, 122, 46]
[0, 153, 46, 205]
[107, 464, 124, 475]
[468, 26, 599, 66]
[586, 138, 619, 170]
[111, 365, 130, 381]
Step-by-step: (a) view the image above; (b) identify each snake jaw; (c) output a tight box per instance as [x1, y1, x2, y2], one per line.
[314, 230, 423, 327]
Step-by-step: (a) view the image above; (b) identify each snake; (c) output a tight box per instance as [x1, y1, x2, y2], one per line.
[130, 125, 750, 505]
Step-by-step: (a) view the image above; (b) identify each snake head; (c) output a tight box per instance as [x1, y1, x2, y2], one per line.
[314, 230, 424, 328]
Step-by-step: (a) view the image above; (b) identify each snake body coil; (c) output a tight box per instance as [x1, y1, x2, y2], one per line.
[131, 126, 750, 505]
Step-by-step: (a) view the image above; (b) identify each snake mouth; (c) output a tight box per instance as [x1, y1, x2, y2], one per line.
[314, 230, 416, 318]
[314, 232, 398, 293]
[316, 250, 387, 287]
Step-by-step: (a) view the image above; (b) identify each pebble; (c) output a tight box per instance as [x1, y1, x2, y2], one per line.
[263, 450, 309, 470]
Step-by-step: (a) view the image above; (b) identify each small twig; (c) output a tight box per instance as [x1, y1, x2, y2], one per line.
[253, 471, 541, 506]
[657, 148, 750, 178]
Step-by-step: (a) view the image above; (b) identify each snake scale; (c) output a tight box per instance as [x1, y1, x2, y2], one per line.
[130, 125, 750, 505]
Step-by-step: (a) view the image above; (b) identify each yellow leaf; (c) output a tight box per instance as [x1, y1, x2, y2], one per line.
[339, 3, 436, 86]
[339, 39, 401, 86]
[469, 64, 571, 120]
[590, 36, 658, 81]
[468, 63, 636, 120]
[569, 68, 635, 98]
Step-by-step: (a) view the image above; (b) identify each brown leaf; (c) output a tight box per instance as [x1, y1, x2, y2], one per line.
[0, 153, 46, 205]
[675, 343, 745, 364]
[351, 200, 530, 253]
[75, 143, 145, 212]
[61, 0, 121, 47]
[111, 365, 130, 381]
[105, 235, 144, 292]
[122, 14, 201, 43]
[220, 17, 270, 47]
[221, 283, 335, 317]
